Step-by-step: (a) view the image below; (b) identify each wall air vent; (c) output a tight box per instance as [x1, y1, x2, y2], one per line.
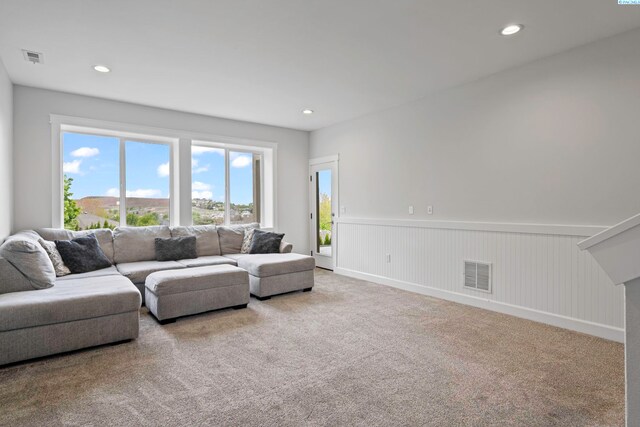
[22, 50, 44, 64]
[464, 260, 492, 293]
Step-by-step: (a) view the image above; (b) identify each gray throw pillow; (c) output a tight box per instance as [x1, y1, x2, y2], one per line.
[155, 236, 197, 261]
[39, 239, 71, 277]
[0, 231, 56, 289]
[249, 229, 285, 254]
[55, 234, 112, 274]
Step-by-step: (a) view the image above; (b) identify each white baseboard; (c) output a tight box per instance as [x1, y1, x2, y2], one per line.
[334, 267, 624, 343]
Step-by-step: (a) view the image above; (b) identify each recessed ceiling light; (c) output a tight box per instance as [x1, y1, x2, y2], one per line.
[302, 109, 314, 115]
[93, 65, 111, 73]
[500, 24, 523, 36]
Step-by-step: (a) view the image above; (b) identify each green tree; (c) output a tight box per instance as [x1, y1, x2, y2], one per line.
[63, 175, 81, 230]
[318, 193, 332, 231]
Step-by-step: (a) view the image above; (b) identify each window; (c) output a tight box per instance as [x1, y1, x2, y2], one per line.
[192, 144, 263, 226]
[62, 133, 120, 230]
[62, 131, 172, 230]
[54, 116, 276, 231]
[191, 146, 226, 225]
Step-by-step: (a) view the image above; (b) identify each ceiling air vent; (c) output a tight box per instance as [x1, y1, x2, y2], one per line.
[22, 50, 44, 64]
[464, 260, 491, 293]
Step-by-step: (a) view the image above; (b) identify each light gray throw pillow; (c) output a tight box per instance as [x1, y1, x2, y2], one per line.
[240, 228, 255, 254]
[39, 238, 71, 277]
[0, 231, 55, 289]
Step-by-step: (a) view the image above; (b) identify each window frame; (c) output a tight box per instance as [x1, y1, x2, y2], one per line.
[51, 115, 277, 230]
[191, 142, 268, 227]
[58, 130, 175, 228]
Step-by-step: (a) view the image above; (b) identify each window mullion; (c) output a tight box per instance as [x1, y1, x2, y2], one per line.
[224, 148, 231, 225]
[119, 138, 126, 227]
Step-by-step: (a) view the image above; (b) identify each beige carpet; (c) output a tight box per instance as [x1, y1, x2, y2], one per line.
[0, 269, 624, 426]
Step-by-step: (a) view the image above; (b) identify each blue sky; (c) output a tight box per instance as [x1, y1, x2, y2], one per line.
[318, 169, 332, 198]
[62, 133, 255, 204]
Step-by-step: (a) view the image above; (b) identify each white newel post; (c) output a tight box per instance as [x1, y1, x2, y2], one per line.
[626, 279, 640, 427]
[578, 213, 640, 427]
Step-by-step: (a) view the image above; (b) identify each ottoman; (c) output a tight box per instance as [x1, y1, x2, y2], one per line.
[145, 265, 249, 324]
[234, 253, 316, 300]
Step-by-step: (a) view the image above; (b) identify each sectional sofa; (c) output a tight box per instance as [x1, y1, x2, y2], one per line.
[0, 224, 315, 366]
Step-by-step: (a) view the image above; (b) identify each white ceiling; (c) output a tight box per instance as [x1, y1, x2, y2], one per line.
[1, 1, 640, 131]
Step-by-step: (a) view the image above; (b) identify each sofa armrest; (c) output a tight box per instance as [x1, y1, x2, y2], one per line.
[0, 257, 35, 295]
[279, 241, 293, 254]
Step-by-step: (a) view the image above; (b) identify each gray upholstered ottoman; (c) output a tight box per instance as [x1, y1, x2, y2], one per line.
[145, 265, 249, 324]
[234, 254, 316, 300]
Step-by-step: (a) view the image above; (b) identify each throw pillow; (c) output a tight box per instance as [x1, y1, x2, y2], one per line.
[249, 229, 285, 254]
[39, 239, 71, 277]
[55, 234, 112, 274]
[154, 236, 197, 261]
[240, 228, 256, 254]
[0, 231, 56, 289]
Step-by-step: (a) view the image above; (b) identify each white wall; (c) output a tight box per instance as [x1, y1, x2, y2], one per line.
[310, 29, 640, 340]
[0, 59, 12, 240]
[13, 86, 310, 253]
[311, 28, 640, 226]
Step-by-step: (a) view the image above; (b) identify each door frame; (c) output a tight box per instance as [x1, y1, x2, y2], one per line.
[309, 155, 339, 270]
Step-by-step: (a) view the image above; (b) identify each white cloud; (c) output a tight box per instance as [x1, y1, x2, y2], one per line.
[157, 162, 170, 177]
[71, 147, 100, 157]
[192, 146, 224, 156]
[105, 188, 119, 197]
[126, 189, 162, 198]
[231, 155, 252, 168]
[63, 160, 82, 174]
[192, 190, 213, 199]
[191, 158, 209, 174]
[192, 181, 211, 191]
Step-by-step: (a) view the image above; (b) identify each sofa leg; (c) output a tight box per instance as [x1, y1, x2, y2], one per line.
[303, 287, 313, 292]
[255, 295, 271, 301]
[159, 318, 176, 325]
[232, 304, 248, 310]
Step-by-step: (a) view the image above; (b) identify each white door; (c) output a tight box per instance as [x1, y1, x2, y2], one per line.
[309, 160, 338, 270]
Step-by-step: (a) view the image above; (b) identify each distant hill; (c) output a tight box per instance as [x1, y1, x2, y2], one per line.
[76, 196, 170, 212]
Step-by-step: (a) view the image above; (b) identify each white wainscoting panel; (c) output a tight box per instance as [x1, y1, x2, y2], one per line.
[334, 220, 624, 342]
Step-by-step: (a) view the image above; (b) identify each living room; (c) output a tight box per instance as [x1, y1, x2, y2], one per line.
[2, 1, 640, 426]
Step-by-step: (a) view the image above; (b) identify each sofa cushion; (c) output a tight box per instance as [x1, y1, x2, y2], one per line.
[235, 254, 316, 278]
[155, 236, 197, 261]
[55, 266, 121, 282]
[170, 225, 221, 256]
[113, 226, 171, 263]
[222, 254, 252, 262]
[37, 228, 115, 264]
[218, 223, 259, 254]
[176, 256, 237, 268]
[0, 275, 141, 332]
[0, 257, 34, 295]
[249, 230, 285, 254]
[116, 260, 185, 284]
[146, 265, 248, 296]
[55, 234, 113, 274]
[0, 231, 55, 290]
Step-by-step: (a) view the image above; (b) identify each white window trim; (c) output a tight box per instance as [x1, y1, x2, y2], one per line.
[50, 114, 278, 230]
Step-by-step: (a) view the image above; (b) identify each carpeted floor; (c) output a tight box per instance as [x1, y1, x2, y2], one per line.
[0, 269, 624, 426]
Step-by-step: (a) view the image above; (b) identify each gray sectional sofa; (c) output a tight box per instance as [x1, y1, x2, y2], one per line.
[0, 224, 314, 366]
